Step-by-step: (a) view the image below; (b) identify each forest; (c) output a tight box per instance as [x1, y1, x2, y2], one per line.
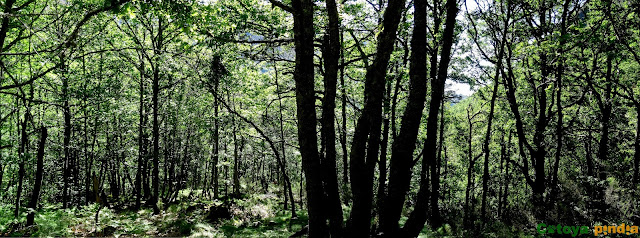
[0, 0, 639, 237]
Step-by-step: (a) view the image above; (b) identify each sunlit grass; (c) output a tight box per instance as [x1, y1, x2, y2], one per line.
[0, 190, 308, 237]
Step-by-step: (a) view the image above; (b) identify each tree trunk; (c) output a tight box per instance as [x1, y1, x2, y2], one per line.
[463, 106, 477, 230]
[27, 127, 47, 226]
[480, 17, 508, 223]
[403, 0, 458, 233]
[136, 57, 145, 209]
[376, 80, 391, 226]
[233, 120, 240, 195]
[634, 105, 640, 184]
[62, 53, 72, 209]
[291, 0, 326, 236]
[151, 17, 164, 214]
[320, 0, 344, 235]
[380, 0, 427, 234]
[597, 53, 613, 180]
[340, 29, 349, 191]
[15, 113, 28, 218]
[347, 0, 406, 236]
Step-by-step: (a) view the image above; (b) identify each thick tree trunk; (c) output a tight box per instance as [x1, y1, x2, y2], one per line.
[321, 0, 344, 236]
[402, 0, 458, 234]
[27, 127, 47, 226]
[347, 0, 406, 236]
[379, 0, 427, 234]
[291, 0, 325, 236]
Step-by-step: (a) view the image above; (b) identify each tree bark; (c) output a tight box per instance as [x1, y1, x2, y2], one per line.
[347, 0, 406, 236]
[15, 112, 28, 218]
[634, 105, 640, 184]
[62, 53, 72, 209]
[321, 0, 344, 236]
[380, 0, 427, 234]
[479, 8, 509, 223]
[151, 17, 164, 214]
[27, 127, 47, 226]
[402, 0, 458, 234]
[290, 0, 325, 236]
[597, 53, 613, 180]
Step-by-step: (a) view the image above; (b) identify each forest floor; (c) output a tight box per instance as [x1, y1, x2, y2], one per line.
[0, 190, 310, 237]
[0, 189, 541, 237]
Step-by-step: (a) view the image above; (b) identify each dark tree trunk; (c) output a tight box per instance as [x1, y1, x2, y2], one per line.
[340, 30, 349, 192]
[15, 113, 28, 218]
[347, 0, 406, 236]
[376, 80, 391, 226]
[634, 105, 640, 184]
[212, 59, 220, 199]
[27, 127, 47, 226]
[321, 0, 344, 236]
[380, 0, 427, 234]
[403, 0, 458, 234]
[480, 79, 500, 226]
[136, 57, 145, 209]
[62, 53, 72, 209]
[151, 17, 164, 214]
[463, 107, 478, 230]
[497, 132, 506, 219]
[551, 0, 570, 189]
[291, 0, 325, 236]
[233, 120, 240, 195]
[480, 11, 509, 223]
[597, 54, 613, 180]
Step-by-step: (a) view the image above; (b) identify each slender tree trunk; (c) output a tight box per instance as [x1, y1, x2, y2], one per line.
[232, 120, 240, 195]
[463, 107, 476, 230]
[497, 131, 505, 219]
[27, 127, 47, 226]
[480, 81, 499, 226]
[272, 59, 296, 215]
[551, 0, 570, 192]
[340, 30, 349, 191]
[212, 59, 220, 199]
[598, 54, 613, 180]
[634, 105, 640, 184]
[151, 17, 164, 214]
[15, 113, 28, 218]
[376, 80, 391, 225]
[62, 53, 72, 209]
[136, 58, 145, 209]
[480, 20, 508, 223]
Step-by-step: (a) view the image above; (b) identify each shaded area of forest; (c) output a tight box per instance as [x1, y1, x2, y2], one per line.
[1, 0, 640, 237]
